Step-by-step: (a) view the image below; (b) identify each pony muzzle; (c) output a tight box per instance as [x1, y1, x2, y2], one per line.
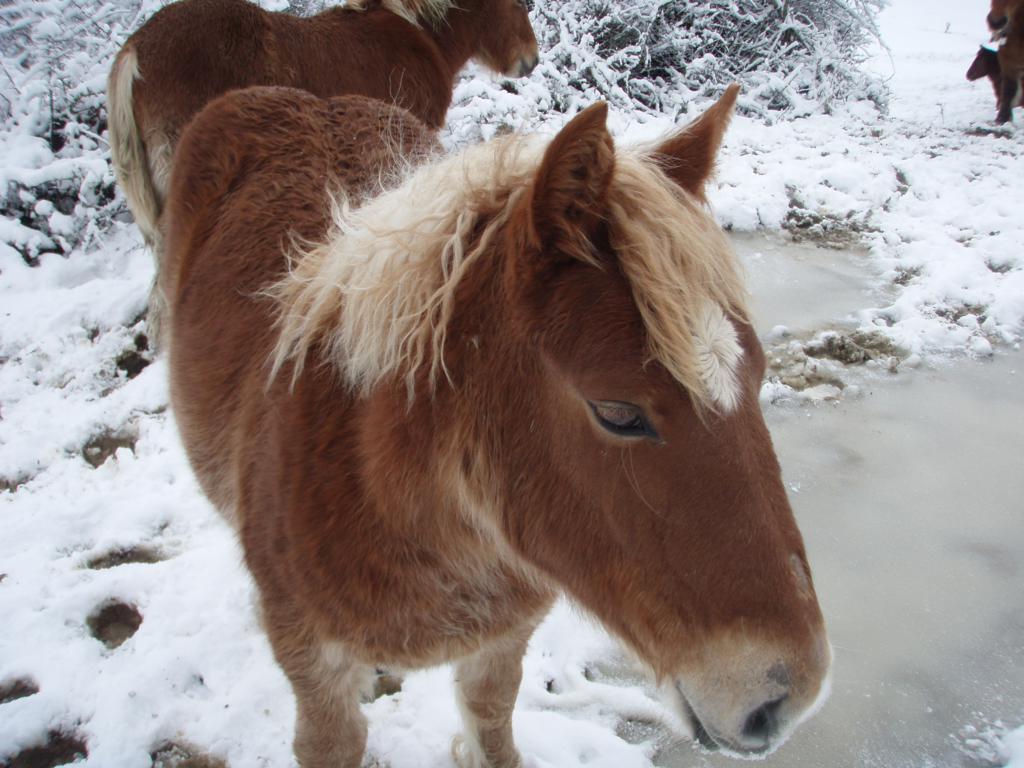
[675, 685, 789, 755]
[509, 51, 539, 77]
[670, 636, 833, 757]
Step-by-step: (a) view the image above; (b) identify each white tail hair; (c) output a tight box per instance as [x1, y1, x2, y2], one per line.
[107, 47, 161, 249]
[107, 46, 171, 345]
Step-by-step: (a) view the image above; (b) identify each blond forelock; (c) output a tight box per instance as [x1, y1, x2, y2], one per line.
[268, 130, 748, 411]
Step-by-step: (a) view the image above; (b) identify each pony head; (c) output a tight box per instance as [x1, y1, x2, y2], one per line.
[967, 46, 1000, 81]
[357, 0, 540, 77]
[470, 0, 539, 77]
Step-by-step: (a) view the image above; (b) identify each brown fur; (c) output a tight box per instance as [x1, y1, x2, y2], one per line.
[968, 46, 1002, 96]
[107, 0, 537, 344]
[989, 0, 1016, 34]
[163, 86, 829, 767]
[967, 45, 1024, 116]
[996, 0, 1024, 122]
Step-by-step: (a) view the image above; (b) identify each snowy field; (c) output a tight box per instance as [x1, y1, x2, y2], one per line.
[1, 0, 1023, 766]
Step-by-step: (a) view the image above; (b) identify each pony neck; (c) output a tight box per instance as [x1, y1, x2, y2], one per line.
[426, 4, 485, 81]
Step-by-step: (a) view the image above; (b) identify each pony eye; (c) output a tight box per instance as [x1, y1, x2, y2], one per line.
[589, 401, 659, 440]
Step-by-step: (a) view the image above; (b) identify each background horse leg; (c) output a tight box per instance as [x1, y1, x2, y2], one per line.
[452, 620, 540, 768]
[262, 601, 372, 768]
[997, 73, 1020, 122]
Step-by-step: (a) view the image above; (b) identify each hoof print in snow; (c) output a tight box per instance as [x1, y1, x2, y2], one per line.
[150, 742, 227, 768]
[2, 730, 87, 768]
[0, 677, 39, 705]
[367, 669, 403, 701]
[615, 717, 661, 745]
[85, 546, 163, 570]
[0, 475, 29, 494]
[82, 430, 137, 468]
[893, 266, 921, 286]
[87, 600, 142, 649]
[116, 334, 152, 380]
[935, 303, 989, 326]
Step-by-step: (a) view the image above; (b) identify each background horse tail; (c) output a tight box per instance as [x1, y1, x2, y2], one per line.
[108, 46, 161, 248]
[107, 45, 169, 342]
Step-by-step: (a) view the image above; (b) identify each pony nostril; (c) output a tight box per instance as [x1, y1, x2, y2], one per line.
[517, 54, 539, 76]
[741, 695, 787, 746]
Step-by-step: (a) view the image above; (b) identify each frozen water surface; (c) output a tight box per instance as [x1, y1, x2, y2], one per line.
[730, 233, 883, 335]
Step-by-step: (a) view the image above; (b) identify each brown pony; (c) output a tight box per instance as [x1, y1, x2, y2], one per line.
[107, 0, 538, 341]
[986, 0, 1024, 122]
[163, 85, 831, 767]
[967, 44, 1024, 118]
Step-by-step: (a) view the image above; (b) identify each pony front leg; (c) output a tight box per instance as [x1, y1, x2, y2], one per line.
[263, 608, 372, 767]
[292, 650, 371, 768]
[452, 624, 537, 768]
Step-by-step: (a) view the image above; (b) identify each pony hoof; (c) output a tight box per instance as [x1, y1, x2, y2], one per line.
[451, 736, 481, 768]
[451, 735, 522, 768]
[452, 741, 524, 768]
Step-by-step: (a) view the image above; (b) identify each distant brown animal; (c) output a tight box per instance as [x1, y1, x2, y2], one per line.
[989, 0, 1015, 35]
[996, 2, 1024, 122]
[107, 0, 539, 343]
[967, 45, 1024, 117]
[968, 45, 1003, 97]
[163, 83, 830, 768]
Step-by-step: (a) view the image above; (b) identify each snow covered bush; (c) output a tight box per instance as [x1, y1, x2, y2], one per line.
[529, 0, 888, 117]
[0, 0, 148, 264]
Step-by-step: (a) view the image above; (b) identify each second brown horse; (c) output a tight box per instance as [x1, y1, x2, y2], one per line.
[107, 0, 538, 341]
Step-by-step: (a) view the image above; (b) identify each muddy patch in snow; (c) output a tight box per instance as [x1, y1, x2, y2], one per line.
[0, 678, 38, 706]
[86, 600, 142, 650]
[150, 742, 226, 768]
[1, 730, 88, 768]
[114, 332, 152, 380]
[0, 475, 30, 494]
[81, 428, 137, 469]
[84, 545, 164, 570]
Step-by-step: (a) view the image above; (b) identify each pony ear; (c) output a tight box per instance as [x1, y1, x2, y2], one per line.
[526, 101, 615, 255]
[651, 84, 740, 199]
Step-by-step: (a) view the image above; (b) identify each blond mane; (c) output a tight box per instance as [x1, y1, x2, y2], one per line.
[269, 131, 748, 410]
[346, 0, 454, 28]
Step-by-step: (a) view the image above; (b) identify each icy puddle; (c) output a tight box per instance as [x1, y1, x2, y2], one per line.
[656, 235, 1024, 767]
[730, 232, 882, 335]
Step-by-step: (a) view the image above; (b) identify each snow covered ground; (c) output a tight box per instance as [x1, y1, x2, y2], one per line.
[1, 0, 1022, 766]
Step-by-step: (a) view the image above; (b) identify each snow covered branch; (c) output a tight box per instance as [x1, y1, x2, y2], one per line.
[529, 0, 888, 117]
